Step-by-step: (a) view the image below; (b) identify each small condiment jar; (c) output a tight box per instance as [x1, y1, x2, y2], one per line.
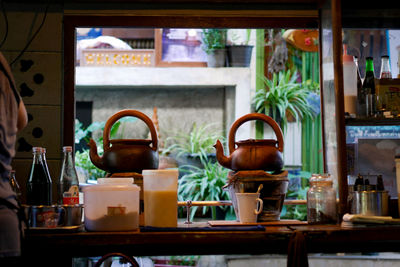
[307, 173, 337, 224]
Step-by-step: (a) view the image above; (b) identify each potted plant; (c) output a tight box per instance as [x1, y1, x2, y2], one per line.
[252, 69, 318, 134]
[178, 156, 234, 221]
[201, 29, 227, 67]
[163, 123, 224, 168]
[226, 29, 253, 67]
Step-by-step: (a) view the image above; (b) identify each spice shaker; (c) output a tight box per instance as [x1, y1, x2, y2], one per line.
[307, 173, 337, 224]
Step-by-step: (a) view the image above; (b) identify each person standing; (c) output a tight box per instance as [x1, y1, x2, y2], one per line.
[0, 51, 28, 260]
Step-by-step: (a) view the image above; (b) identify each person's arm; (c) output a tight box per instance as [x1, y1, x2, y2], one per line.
[17, 99, 27, 131]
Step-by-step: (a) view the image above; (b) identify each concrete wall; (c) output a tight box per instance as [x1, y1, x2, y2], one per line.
[76, 86, 229, 143]
[75, 67, 253, 146]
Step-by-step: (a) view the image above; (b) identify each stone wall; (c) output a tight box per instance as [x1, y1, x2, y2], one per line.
[76, 86, 229, 145]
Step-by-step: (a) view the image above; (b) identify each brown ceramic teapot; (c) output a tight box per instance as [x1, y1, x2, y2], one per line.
[88, 109, 159, 174]
[214, 113, 284, 172]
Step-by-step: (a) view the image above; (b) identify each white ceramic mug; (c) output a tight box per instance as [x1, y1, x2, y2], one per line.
[235, 193, 263, 223]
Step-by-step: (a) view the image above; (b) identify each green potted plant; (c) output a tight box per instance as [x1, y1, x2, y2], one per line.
[252, 69, 317, 134]
[178, 156, 234, 221]
[226, 29, 254, 67]
[163, 123, 224, 168]
[201, 29, 227, 67]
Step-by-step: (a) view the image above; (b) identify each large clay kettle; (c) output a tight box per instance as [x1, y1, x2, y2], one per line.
[214, 113, 284, 172]
[88, 109, 159, 174]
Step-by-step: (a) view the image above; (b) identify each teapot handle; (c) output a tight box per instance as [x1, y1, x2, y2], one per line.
[103, 109, 158, 151]
[228, 113, 284, 154]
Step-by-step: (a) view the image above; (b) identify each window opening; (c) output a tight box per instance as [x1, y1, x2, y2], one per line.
[74, 26, 321, 223]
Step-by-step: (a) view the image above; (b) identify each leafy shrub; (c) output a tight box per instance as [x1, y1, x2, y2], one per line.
[163, 123, 224, 160]
[178, 155, 233, 220]
[280, 170, 311, 221]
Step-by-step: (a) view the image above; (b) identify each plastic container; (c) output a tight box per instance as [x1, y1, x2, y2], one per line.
[82, 178, 140, 231]
[343, 44, 357, 115]
[143, 169, 178, 227]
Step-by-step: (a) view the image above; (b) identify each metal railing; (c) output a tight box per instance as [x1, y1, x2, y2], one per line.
[177, 199, 307, 224]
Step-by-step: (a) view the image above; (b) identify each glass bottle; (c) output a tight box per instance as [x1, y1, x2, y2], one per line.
[354, 56, 363, 95]
[58, 146, 80, 205]
[42, 147, 52, 188]
[26, 147, 53, 205]
[307, 173, 337, 224]
[377, 175, 385, 191]
[342, 44, 357, 116]
[354, 173, 364, 191]
[398, 47, 400, 78]
[379, 55, 392, 79]
[362, 57, 376, 117]
[9, 170, 22, 201]
[355, 56, 364, 117]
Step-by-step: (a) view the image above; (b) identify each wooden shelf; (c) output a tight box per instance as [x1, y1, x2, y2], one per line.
[345, 117, 400, 126]
[22, 224, 400, 266]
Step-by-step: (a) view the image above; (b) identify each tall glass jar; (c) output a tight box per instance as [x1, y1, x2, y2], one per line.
[307, 174, 337, 224]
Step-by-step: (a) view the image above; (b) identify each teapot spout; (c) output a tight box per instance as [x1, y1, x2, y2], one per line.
[88, 139, 105, 170]
[213, 140, 232, 169]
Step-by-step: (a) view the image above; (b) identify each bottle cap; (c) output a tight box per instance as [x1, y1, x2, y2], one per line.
[32, 147, 42, 153]
[63, 146, 73, 152]
[343, 44, 354, 62]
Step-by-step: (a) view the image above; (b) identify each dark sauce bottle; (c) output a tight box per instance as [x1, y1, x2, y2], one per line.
[26, 147, 52, 205]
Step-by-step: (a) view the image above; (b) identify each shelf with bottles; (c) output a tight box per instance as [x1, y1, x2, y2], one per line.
[342, 29, 400, 121]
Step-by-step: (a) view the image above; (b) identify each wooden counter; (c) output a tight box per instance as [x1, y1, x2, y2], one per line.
[22, 223, 400, 265]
